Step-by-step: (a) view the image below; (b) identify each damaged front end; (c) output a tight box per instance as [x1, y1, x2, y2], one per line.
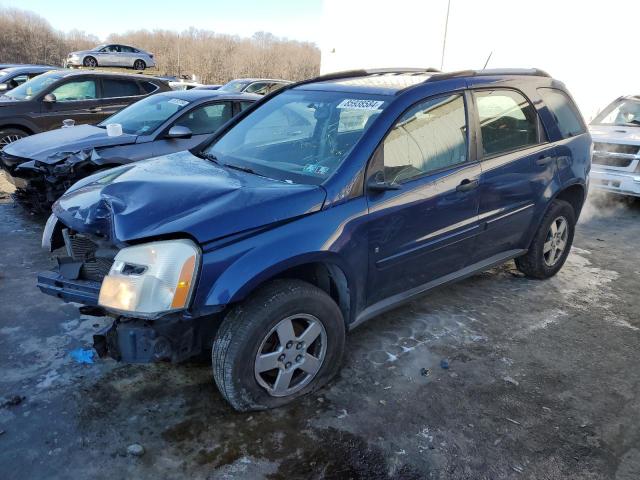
[4, 149, 106, 212]
[37, 216, 222, 364]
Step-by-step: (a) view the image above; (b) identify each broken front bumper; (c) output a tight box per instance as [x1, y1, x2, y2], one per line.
[37, 269, 101, 305]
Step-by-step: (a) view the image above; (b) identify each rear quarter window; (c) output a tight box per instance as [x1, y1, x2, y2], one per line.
[140, 81, 160, 94]
[538, 88, 586, 139]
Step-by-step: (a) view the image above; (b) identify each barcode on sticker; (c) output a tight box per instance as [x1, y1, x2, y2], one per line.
[337, 99, 384, 110]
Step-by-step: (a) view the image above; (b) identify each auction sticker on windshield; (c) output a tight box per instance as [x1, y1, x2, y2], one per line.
[168, 98, 189, 107]
[337, 99, 385, 110]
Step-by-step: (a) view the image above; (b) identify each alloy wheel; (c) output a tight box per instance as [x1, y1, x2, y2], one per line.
[254, 313, 327, 397]
[0, 134, 25, 147]
[543, 216, 568, 267]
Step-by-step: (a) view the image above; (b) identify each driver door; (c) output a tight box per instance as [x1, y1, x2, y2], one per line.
[366, 92, 481, 305]
[39, 78, 102, 130]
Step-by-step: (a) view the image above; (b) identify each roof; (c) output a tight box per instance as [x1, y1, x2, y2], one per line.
[0, 66, 59, 75]
[295, 68, 552, 95]
[228, 78, 292, 83]
[36, 69, 168, 82]
[155, 89, 261, 102]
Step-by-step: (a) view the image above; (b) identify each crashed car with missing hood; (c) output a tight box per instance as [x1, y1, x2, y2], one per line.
[0, 88, 258, 209]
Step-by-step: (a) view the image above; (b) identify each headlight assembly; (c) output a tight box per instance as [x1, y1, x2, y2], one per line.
[99, 239, 200, 318]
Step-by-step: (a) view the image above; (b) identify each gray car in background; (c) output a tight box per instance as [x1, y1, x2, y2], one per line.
[217, 78, 292, 95]
[0, 66, 57, 94]
[66, 44, 156, 70]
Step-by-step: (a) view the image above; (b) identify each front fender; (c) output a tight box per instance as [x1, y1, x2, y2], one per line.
[192, 197, 370, 322]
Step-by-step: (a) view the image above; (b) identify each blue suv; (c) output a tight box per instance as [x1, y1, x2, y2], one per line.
[37, 68, 591, 410]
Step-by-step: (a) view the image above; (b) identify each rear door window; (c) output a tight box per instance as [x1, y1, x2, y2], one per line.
[102, 79, 141, 98]
[474, 89, 539, 157]
[538, 88, 586, 139]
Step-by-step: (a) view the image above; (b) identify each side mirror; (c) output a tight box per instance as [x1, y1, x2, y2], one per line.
[166, 125, 192, 139]
[0, 83, 7, 92]
[367, 171, 401, 192]
[43, 93, 57, 103]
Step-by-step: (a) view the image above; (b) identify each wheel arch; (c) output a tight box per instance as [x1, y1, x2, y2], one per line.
[553, 181, 587, 218]
[0, 123, 34, 136]
[206, 254, 355, 328]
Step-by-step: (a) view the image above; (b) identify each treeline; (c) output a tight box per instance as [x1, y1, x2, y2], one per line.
[0, 7, 98, 65]
[0, 6, 320, 83]
[108, 30, 320, 83]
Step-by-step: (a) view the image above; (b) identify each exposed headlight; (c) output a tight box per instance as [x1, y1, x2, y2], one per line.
[99, 239, 200, 318]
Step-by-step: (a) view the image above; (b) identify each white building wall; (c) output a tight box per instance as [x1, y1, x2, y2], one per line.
[320, 0, 640, 120]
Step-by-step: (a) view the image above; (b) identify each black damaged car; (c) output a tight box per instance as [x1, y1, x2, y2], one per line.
[0, 89, 258, 208]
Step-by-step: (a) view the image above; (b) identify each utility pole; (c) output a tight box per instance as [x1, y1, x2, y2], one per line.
[440, 0, 451, 71]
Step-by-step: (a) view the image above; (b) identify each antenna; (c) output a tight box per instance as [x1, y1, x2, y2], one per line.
[482, 51, 493, 70]
[440, 0, 451, 71]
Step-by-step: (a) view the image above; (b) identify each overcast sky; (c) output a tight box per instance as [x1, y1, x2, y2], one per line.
[0, 0, 323, 43]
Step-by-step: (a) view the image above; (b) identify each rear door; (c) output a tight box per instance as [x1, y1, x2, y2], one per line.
[470, 87, 559, 262]
[39, 77, 102, 129]
[366, 92, 481, 305]
[99, 77, 146, 119]
[152, 101, 234, 155]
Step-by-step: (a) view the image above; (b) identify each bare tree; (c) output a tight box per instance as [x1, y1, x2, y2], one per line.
[0, 6, 320, 82]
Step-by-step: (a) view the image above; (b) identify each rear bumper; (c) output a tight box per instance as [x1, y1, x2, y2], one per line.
[37, 270, 101, 305]
[590, 167, 640, 197]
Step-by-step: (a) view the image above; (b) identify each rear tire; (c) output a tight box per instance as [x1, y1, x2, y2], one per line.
[83, 56, 97, 68]
[212, 279, 345, 411]
[133, 59, 146, 70]
[0, 127, 29, 148]
[516, 199, 575, 279]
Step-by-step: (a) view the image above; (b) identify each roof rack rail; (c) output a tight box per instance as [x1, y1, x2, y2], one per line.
[426, 68, 551, 82]
[289, 67, 441, 88]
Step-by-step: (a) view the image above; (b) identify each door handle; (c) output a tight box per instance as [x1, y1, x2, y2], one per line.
[456, 178, 479, 192]
[536, 155, 554, 166]
[87, 107, 102, 113]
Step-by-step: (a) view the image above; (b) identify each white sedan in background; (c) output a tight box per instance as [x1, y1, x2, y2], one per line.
[589, 96, 640, 198]
[65, 44, 155, 70]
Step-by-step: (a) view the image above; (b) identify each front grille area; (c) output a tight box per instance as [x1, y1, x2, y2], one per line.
[592, 153, 635, 168]
[66, 234, 116, 282]
[593, 142, 640, 155]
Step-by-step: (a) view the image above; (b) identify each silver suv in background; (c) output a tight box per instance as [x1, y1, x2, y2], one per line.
[65, 44, 155, 70]
[590, 96, 640, 198]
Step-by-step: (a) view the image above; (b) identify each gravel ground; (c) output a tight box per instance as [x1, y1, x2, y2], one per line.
[0, 170, 638, 480]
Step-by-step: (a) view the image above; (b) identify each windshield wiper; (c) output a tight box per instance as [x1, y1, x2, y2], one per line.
[223, 163, 264, 177]
[198, 151, 221, 164]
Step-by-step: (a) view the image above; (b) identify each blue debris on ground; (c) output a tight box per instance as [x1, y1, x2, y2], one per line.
[69, 348, 95, 364]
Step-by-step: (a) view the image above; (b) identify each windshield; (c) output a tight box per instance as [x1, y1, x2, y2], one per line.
[218, 80, 251, 92]
[4, 72, 63, 100]
[203, 89, 390, 184]
[98, 95, 191, 135]
[592, 98, 640, 127]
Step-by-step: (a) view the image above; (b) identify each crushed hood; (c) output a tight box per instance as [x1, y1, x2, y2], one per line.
[53, 151, 326, 245]
[3, 125, 137, 163]
[589, 125, 640, 145]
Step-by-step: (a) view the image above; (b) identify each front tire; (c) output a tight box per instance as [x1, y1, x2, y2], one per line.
[133, 59, 146, 70]
[212, 279, 345, 411]
[83, 56, 97, 68]
[516, 199, 576, 279]
[0, 128, 28, 148]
